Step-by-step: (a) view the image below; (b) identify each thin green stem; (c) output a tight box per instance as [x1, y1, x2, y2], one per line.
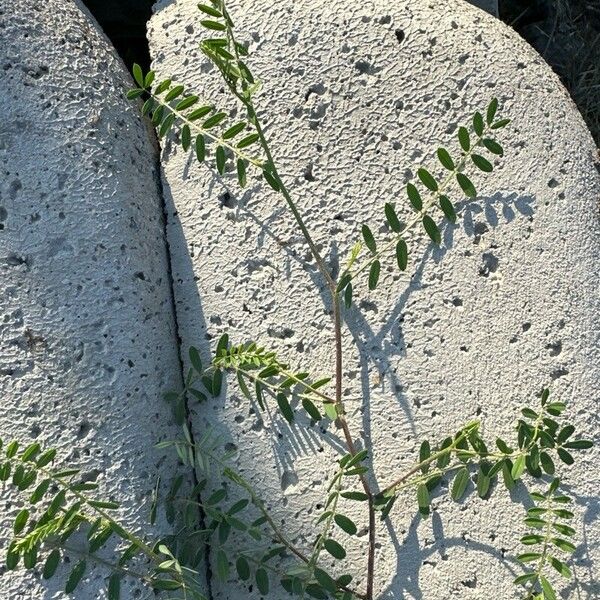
[333, 290, 376, 600]
[149, 91, 264, 167]
[7, 457, 197, 595]
[306, 470, 343, 588]
[252, 112, 336, 291]
[29, 464, 159, 563]
[216, 7, 376, 596]
[232, 364, 336, 405]
[380, 421, 480, 497]
[529, 495, 554, 597]
[53, 540, 153, 584]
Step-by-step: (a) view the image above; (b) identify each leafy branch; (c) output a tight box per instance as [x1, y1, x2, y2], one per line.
[3, 1, 592, 599]
[376, 388, 592, 521]
[1, 437, 206, 599]
[158, 432, 366, 599]
[337, 99, 509, 302]
[515, 478, 577, 600]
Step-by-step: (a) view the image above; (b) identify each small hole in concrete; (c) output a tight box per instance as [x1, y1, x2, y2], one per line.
[219, 191, 236, 209]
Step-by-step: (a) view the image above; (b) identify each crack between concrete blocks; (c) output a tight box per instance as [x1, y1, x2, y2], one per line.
[153, 153, 215, 600]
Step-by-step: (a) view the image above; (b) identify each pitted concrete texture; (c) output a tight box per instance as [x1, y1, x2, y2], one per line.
[0, 0, 184, 598]
[149, 0, 599, 598]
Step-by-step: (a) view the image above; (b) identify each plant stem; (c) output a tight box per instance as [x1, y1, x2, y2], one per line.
[218, 7, 377, 595]
[251, 112, 336, 292]
[333, 290, 376, 599]
[222, 464, 365, 599]
[53, 540, 153, 584]
[232, 364, 336, 405]
[307, 470, 342, 568]
[529, 495, 553, 596]
[380, 422, 480, 497]
[148, 91, 264, 167]
[38, 466, 158, 562]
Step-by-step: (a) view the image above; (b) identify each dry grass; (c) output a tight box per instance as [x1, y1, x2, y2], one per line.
[501, 0, 600, 146]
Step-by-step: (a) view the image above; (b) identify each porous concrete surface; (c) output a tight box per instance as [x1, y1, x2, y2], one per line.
[149, 0, 600, 598]
[0, 0, 184, 598]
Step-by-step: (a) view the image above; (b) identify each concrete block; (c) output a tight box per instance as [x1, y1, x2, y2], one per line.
[149, 0, 599, 597]
[0, 0, 184, 597]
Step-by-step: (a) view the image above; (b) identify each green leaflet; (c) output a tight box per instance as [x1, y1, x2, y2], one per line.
[155, 78, 171, 94]
[223, 122, 246, 139]
[13, 509, 29, 534]
[456, 173, 476, 197]
[276, 393, 294, 423]
[188, 106, 213, 120]
[216, 549, 229, 580]
[334, 514, 357, 535]
[417, 167, 438, 191]
[255, 568, 269, 594]
[236, 159, 247, 187]
[181, 125, 191, 151]
[195, 136, 206, 162]
[491, 118, 511, 129]
[302, 398, 321, 421]
[132, 63, 144, 87]
[540, 575, 557, 600]
[165, 85, 184, 102]
[451, 467, 469, 501]
[202, 112, 227, 129]
[324, 538, 346, 559]
[422, 215, 441, 244]
[42, 549, 60, 579]
[344, 282, 353, 308]
[159, 113, 176, 138]
[471, 154, 493, 172]
[126, 89, 143, 100]
[396, 239, 408, 270]
[198, 3, 222, 18]
[201, 19, 226, 31]
[368, 260, 381, 290]
[483, 138, 503, 155]
[236, 556, 250, 580]
[473, 111, 484, 136]
[108, 574, 121, 600]
[511, 455, 526, 480]
[436, 147, 455, 170]
[384, 202, 402, 232]
[216, 146, 227, 174]
[65, 560, 86, 593]
[486, 98, 498, 124]
[144, 71, 155, 89]
[175, 95, 199, 111]
[439, 195, 456, 222]
[406, 182, 422, 211]
[417, 484, 430, 516]
[458, 126, 470, 151]
[237, 133, 260, 148]
[361, 224, 377, 253]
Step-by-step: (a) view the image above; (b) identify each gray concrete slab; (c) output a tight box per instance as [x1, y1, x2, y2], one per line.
[0, 0, 184, 597]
